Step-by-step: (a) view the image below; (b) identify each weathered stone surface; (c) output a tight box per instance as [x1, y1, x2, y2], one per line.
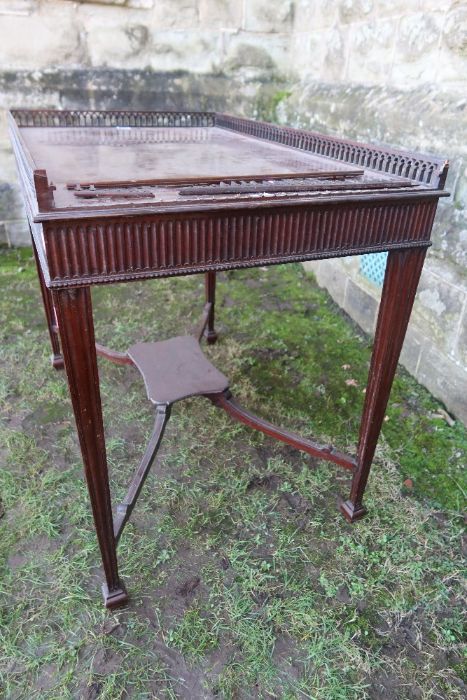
[309, 255, 467, 422]
[346, 19, 398, 85]
[0, 0, 36, 15]
[292, 25, 349, 83]
[243, 0, 294, 34]
[222, 32, 288, 80]
[280, 81, 467, 275]
[0, 4, 83, 69]
[399, 326, 422, 377]
[76, 0, 130, 6]
[392, 12, 445, 84]
[281, 81, 467, 154]
[416, 343, 467, 425]
[443, 5, 467, 56]
[140, 0, 198, 29]
[0, 67, 287, 117]
[338, 0, 373, 24]
[396, 12, 443, 60]
[309, 259, 347, 308]
[0, 184, 17, 220]
[5, 219, 29, 247]
[344, 278, 377, 335]
[76, 0, 154, 7]
[199, 0, 243, 29]
[457, 305, 467, 369]
[293, 0, 338, 30]
[417, 266, 465, 358]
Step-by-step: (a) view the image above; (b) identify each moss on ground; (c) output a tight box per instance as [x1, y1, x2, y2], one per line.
[0, 246, 465, 699]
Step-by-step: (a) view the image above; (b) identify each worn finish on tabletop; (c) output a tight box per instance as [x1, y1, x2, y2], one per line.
[8, 109, 448, 607]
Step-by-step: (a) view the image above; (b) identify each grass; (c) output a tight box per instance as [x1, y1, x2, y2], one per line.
[0, 245, 466, 699]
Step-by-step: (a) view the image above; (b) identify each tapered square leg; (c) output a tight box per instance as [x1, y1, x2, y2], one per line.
[204, 271, 218, 344]
[342, 247, 427, 521]
[53, 286, 128, 607]
[31, 231, 64, 370]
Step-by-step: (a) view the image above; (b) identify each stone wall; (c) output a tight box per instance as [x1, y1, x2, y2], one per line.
[279, 0, 467, 423]
[0, 0, 466, 421]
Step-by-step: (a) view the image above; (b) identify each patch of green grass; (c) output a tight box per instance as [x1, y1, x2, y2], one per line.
[0, 246, 466, 699]
[167, 606, 220, 659]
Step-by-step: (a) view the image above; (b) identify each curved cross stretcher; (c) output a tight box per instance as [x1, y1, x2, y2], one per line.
[96, 301, 357, 547]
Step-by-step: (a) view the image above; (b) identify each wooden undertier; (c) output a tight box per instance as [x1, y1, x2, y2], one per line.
[100, 331, 357, 544]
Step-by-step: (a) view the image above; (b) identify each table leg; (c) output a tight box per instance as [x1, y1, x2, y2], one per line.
[204, 271, 218, 344]
[31, 231, 64, 370]
[340, 247, 427, 522]
[53, 286, 128, 607]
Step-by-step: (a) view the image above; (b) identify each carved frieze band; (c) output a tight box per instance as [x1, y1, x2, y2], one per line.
[44, 200, 436, 285]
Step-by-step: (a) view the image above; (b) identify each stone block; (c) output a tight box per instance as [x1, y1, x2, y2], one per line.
[442, 4, 467, 57]
[416, 342, 467, 424]
[340, 254, 360, 277]
[0, 179, 24, 223]
[78, 0, 199, 44]
[199, 0, 243, 29]
[126, 0, 154, 7]
[0, 4, 82, 70]
[77, 0, 128, 5]
[293, 0, 338, 30]
[436, 4, 467, 82]
[344, 277, 378, 335]
[346, 18, 398, 84]
[4, 218, 29, 246]
[453, 164, 467, 209]
[243, 0, 294, 33]
[83, 10, 220, 73]
[337, 0, 373, 24]
[292, 26, 349, 82]
[80, 0, 151, 5]
[146, 0, 199, 29]
[148, 31, 221, 73]
[0, 146, 18, 185]
[360, 0, 422, 20]
[412, 0, 453, 10]
[416, 265, 465, 358]
[435, 46, 467, 85]
[456, 305, 467, 367]
[392, 12, 445, 85]
[78, 8, 147, 66]
[311, 258, 347, 307]
[0, 0, 36, 16]
[222, 32, 289, 79]
[423, 254, 467, 289]
[399, 326, 422, 377]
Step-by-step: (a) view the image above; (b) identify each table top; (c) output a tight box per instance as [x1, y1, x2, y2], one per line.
[9, 110, 449, 222]
[21, 125, 362, 186]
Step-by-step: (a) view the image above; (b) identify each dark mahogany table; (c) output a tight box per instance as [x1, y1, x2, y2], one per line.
[9, 109, 448, 607]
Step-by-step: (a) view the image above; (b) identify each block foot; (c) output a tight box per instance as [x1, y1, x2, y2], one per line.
[205, 330, 218, 345]
[52, 353, 65, 370]
[339, 499, 368, 523]
[102, 583, 129, 609]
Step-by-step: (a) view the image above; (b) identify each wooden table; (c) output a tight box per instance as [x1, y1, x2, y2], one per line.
[9, 109, 449, 607]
